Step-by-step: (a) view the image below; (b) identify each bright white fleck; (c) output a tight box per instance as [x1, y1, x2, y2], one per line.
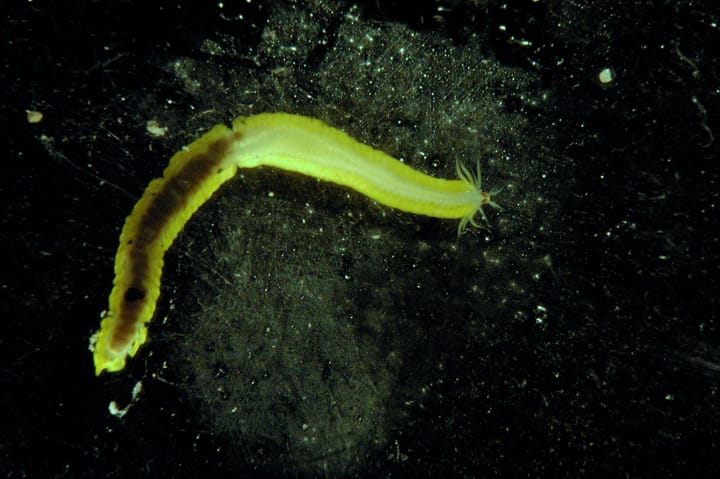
[598, 67, 615, 85]
[108, 381, 143, 418]
[146, 120, 168, 137]
[26, 110, 43, 123]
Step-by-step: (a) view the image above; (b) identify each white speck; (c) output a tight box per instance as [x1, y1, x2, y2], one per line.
[146, 120, 168, 137]
[26, 110, 43, 123]
[598, 67, 615, 85]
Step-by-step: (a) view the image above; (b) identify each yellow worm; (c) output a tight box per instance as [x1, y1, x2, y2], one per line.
[91, 112, 499, 375]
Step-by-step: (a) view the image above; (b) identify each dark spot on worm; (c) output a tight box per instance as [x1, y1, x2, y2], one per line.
[124, 286, 146, 302]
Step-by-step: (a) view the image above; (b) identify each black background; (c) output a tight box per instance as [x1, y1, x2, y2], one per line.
[2, 0, 720, 477]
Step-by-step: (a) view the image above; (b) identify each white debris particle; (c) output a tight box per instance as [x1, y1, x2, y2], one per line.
[146, 119, 168, 137]
[26, 110, 43, 123]
[598, 67, 616, 85]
